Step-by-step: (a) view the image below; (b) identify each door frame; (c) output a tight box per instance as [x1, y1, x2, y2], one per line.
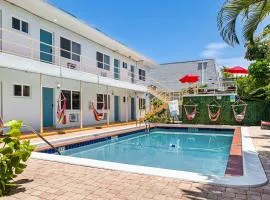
[42, 87, 54, 127]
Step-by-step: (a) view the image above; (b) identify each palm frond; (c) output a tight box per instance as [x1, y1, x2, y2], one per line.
[217, 0, 270, 46]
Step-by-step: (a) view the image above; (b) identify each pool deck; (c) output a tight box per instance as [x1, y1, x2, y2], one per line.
[3, 125, 270, 200]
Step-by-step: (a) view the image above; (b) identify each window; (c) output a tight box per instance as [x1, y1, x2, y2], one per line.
[96, 52, 110, 70]
[123, 62, 127, 69]
[61, 90, 80, 110]
[139, 69, 146, 81]
[62, 90, 71, 109]
[21, 21, 28, 33]
[12, 17, 28, 33]
[139, 98, 146, 110]
[72, 41, 81, 62]
[12, 17, 20, 31]
[97, 94, 110, 110]
[60, 37, 81, 62]
[13, 84, 30, 97]
[72, 91, 80, 110]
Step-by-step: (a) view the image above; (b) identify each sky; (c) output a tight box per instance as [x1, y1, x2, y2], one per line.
[48, 0, 268, 68]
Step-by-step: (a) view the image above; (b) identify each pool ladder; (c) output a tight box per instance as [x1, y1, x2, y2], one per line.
[144, 121, 151, 133]
[23, 125, 61, 155]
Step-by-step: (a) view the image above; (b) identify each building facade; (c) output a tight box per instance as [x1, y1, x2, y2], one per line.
[0, 0, 157, 131]
[149, 59, 220, 92]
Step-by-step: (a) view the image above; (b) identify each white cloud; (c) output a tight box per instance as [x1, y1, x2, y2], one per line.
[200, 42, 250, 68]
[200, 42, 228, 58]
[216, 57, 251, 68]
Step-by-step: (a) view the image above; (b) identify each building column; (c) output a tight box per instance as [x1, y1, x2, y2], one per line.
[80, 80, 83, 129]
[107, 85, 110, 126]
[40, 74, 43, 133]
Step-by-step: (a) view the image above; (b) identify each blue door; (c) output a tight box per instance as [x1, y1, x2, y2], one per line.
[131, 97, 136, 120]
[114, 96, 120, 121]
[43, 88, 53, 127]
[40, 29, 53, 63]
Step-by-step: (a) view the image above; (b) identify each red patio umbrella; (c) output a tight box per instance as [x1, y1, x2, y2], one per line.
[179, 74, 199, 83]
[224, 66, 248, 74]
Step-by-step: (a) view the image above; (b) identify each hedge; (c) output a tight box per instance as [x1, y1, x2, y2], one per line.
[182, 95, 270, 126]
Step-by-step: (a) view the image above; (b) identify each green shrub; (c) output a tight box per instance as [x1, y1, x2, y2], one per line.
[0, 120, 35, 196]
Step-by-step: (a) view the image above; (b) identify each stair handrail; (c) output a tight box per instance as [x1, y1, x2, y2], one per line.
[23, 125, 61, 155]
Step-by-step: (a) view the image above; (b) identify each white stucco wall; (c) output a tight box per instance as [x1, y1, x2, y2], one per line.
[0, 68, 149, 130]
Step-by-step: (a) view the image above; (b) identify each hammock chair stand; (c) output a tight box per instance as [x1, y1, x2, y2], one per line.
[57, 92, 67, 125]
[207, 99, 221, 122]
[183, 100, 198, 121]
[232, 99, 247, 123]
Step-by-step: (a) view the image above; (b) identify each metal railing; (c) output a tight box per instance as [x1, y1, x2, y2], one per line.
[0, 28, 152, 86]
[23, 125, 61, 155]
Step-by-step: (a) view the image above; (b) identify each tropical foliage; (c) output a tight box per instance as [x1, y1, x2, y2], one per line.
[0, 120, 35, 196]
[237, 30, 270, 101]
[146, 99, 171, 123]
[217, 0, 270, 45]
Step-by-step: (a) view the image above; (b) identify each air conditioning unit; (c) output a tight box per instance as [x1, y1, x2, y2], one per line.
[69, 113, 79, 123]
[100, 71, 107, 77]
[67, 63, 77, 70]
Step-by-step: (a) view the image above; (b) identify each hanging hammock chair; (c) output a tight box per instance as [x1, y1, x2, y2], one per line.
[90, 102, 105, 121]
[232, 99, 247, 123]
[57, 92, 67, 125]
[207, 99, 221, 122]
[184, 100, 197, 121]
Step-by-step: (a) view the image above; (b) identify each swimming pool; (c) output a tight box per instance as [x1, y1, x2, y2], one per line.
[43, 128, 234, 176]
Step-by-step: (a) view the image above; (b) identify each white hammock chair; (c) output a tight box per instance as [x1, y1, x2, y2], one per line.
[207, 99, 221, 122]
[184, 99, 197, 121]
[232, 99, 247, 123]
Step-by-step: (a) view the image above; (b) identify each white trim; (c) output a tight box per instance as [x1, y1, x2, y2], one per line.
[31, 127, 268, 187]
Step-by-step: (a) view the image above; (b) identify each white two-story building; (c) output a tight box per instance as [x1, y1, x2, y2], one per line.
[0, 0, 157, 131]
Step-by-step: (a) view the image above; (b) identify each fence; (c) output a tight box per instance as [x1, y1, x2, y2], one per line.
[182, 95, 270, 126]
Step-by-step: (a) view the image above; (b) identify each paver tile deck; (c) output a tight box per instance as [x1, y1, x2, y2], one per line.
[3, 126, 270, 200]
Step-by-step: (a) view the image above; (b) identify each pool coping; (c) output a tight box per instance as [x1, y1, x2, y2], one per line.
[31, 125, 268, 187]
[225, 128, 243, 176]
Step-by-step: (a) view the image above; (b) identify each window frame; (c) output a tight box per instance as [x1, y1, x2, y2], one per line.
[13, 84, 31, 97]
[139, 69, 146, 81]
[96, 51, 110, 71]
[139, 98, 146, 110]
[12, 17, 29, 34]
[61, 90, 81, 110]
[97, 93, 110, 110]
[60, 37, 81, 62]
[122, 62, 128, 69]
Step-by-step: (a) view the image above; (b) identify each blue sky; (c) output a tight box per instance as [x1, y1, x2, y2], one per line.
[48, 0, 266, 68]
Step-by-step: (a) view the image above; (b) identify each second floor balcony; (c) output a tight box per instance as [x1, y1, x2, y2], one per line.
[0, 28, 150, 87]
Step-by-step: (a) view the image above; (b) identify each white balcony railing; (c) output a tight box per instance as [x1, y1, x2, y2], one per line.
[0, 28, 152, 86]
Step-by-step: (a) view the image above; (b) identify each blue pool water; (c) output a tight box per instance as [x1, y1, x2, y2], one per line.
[60, 128, 233, 176]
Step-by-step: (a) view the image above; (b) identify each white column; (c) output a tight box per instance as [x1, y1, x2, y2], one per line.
[107, 86, 110, 126]
[80, 80, 83, 129]
[40, 74, 43, 133]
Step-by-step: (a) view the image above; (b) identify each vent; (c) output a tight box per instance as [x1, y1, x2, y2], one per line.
[67, 63, 77, 70]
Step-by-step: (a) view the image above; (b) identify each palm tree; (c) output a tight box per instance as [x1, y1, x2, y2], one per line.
[217, 0, 270, 46]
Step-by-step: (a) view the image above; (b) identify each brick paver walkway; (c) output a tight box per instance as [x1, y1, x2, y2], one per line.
[3, 127, 270, 200]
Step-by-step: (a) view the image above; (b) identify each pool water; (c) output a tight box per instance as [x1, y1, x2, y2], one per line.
[61, 128, 233, 176]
